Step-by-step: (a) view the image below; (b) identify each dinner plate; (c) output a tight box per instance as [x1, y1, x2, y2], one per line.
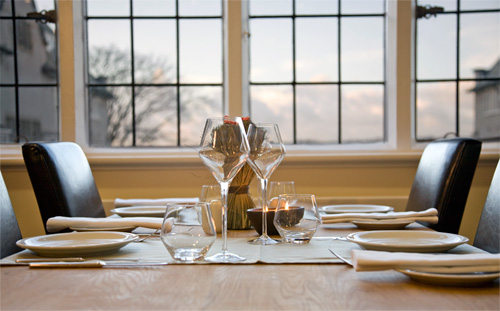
[346, 230, 469, 253]
[321, 204, 394, 214]
[111, 206, 166, 217]
[352, 220, 413, 230]
[16, 232, 139, 257]
[70, 226, 137, 232]
[397, 269, 500, 286]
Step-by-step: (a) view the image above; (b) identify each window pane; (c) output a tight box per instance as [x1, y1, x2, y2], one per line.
[135, 86, 177, 146]
[459, 81, 475, 137]
[0, 1, 11, 16]
[179, 19, 222, 83]
[461, 0, 500, 10]
[87, 0, 130, 16]
[250, 85, 294, 144]
[341, 0, 384, 14]
[341, 84, 384, 143]
[296, 0, 338, 15]
[460, 12, 500, 79]
[417, 14, 456, 80]
[250, 19, 293, 82]
[16, 19, 57, 84]
[18, 86, 58, 142]
[0, 20, 14, 83]
[87, 20, 132, 84]
[469, 80, 500, 140]
[180, 86, 222, 147]
[89, 86, 132, 147]
[296, 18, 338, 82]
[133, 0, 176, 16]
[416, 82, 456, 140]
[134, 20, 177, 83]
[341, 17, 384, 82]
[296, 85, 339, 144]
[0, 87, 16, 142]
[416, 0, 456, 11]
[249, 0, 292, 16]
[178, 0, 221, 16]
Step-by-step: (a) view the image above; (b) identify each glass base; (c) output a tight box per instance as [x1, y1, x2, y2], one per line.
[205, 250, 246, 263]
[248, 235, 281, 245]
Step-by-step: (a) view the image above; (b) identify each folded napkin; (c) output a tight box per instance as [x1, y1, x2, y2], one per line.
[351, 249, 500, 273]
[321, 207, 439, 224]
[46, 216, 164, 233]
[114, 197, 199, 207]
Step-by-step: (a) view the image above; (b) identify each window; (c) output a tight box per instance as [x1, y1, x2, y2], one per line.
[0, 0, 59, 143]
[248, 0, 386, 145]
[85, 0, 223, 147]
[415, 0, 500, 141]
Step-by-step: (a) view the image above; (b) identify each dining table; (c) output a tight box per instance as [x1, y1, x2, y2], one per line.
[1, 223, 499, 310]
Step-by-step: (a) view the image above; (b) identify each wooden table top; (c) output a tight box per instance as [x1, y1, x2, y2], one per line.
[1, 225, 499, 310]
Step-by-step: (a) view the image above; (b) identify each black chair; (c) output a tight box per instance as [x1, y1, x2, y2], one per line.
[0, 171, 23, 258]
[405, 138, 482, 234]
[473, 160, 499, 253]
[22, 142, 106, 233]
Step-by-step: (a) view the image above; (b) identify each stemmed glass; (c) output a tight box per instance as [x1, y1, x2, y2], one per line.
[246, 123, 286, 245]
[198, 117, 250, 262]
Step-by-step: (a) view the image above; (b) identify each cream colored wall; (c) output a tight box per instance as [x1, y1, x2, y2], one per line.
[1, 155, 497, 244]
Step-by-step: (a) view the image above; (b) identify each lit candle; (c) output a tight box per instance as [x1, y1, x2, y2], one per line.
[276, 203, 304, 227]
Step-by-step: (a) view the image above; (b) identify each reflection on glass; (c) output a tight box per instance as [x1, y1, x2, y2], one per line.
[135, 86, 177, 147]
[250, 0, 292, 16]
[341, 17, 384, 82]
[180, 86, 223, 147]
[89, 86, 132, 147]
[460, 13, 500, 79]
[178, 0, 221, 16]
[19, 87, 58, 142]
[133, 0, 176, 16]
[0, 20, 14, 83]
[296, 85, 339, 144]
[250, 85, 294, 144]
[341, 84, 384, 143]
[341, 0, 384, 14]
[296, 18, 338, 82]
[250, 19, 293, 82]
[88, 20, 132, 84]
[468, 75, 500, 140]
[179, 19, 222, 83]
[417, 14, 456, 80]
[416, 82, 456, 140]
[87, 0, 130, 16]
[0, 87, 16, 143]
[296, 0, 337, 15]
[134, 20, 177, 83]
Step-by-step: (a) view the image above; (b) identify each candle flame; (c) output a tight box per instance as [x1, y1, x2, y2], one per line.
[285, 202, 289, 210]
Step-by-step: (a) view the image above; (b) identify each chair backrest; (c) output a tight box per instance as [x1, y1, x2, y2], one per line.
[0, 171, 23, 258]
[406, 138, 482, 234]
[22, 142, 105, 233]
[473, 160, 500, 253]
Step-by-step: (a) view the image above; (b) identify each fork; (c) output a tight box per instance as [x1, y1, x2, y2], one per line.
[329, 249, 353, 266]
[135, 229, 160, 242]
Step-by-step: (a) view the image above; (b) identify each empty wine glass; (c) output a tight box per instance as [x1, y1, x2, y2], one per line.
[269, 181, 296, 204]
[246, 123, 286, 245]
[198, 117, 250, 262]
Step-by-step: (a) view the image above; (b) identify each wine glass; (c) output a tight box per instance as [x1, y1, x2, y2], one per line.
[269, 181, 296, 206]
[246, 123, 286, 245]
[198, 117, 250, 262]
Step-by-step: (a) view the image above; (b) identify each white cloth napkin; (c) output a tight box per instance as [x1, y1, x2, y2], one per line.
[351, 249, 500, 273]
[46, 216, 164, 233]
[114, 197, 199, 207]
[321, 207, 439, 224]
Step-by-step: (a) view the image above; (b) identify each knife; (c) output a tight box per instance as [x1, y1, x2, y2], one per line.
[29, 260, 169, 268]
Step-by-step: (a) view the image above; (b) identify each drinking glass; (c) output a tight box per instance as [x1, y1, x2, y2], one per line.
[198, 117, 250, 262]
[247, 123, 286, 245]
[199, 184, 222, 233]
[160, 202, 216, 262]
[274, 194, 321, 244]
[269, 181, 296, 202]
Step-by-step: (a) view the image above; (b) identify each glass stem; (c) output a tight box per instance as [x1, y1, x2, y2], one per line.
[220, 181, 229, 253]
[260, 178, 269, 238]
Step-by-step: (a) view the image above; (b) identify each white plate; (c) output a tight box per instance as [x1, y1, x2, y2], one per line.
[111, 206, 166, 217]
[16, 232, 139, 257]
[397, 269, 500, 286]
[346, 230, 469, 253]
[321, 204, 394, 214]
[70, 226, 136, 232]
[352, 220, 413, 230]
